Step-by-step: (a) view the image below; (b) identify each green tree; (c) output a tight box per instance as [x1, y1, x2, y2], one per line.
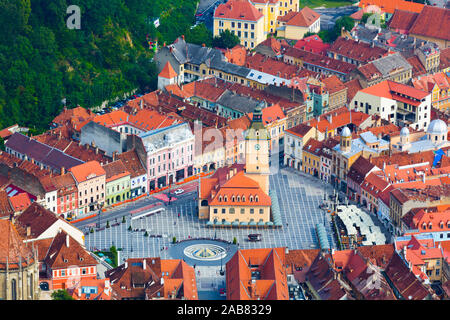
[212, 30, 241, 49]
[51, 289, 74, 300]
[185, 23, 213, 47]
[110, 245, 118, 267]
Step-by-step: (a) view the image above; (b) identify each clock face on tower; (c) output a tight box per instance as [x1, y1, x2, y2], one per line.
[254, 144, 260, 150]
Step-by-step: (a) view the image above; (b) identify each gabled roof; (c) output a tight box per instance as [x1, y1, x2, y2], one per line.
[278, 6, 320, 27]
[328, 37, 388, 63]
[9, 192, 32, 212]
[214, 0, 263, 21]
[102, 160, 130, 183]
[69, 161, 106, 183]
[285, 123, 313, 138]
[358, 80, 429, 101]
[209, 171, 271, 206]
[388, 9, 419, 31]
[117, 150, 146, 178]
[226, 248, 288, 300]
[44, 230, 97, 269]
[14, 202, 59, 239]
[409, 6, 450, 41]
[347, 156, 377, 185]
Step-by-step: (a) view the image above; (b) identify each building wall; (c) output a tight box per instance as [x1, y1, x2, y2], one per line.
[214, 17, 266, 49]
[76, 175, 106, 215]
[302, 151, 320, 177]
[209, 205, 271, 223]
[0, 263, 39, 300]
[147, 138, 195, 190]
[51, 265, 97, 290]
[44, 190, 58, 214]
[81, 121, 126, 157]
[105, 175, 131, 206]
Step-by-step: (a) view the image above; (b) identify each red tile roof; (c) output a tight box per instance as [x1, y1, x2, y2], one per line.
[209, 171, 271, 206]
[294, 35, 330, 55]
[158, 61, 178, 79]
[14, 202, 59, 240]
[322, 75, 346, 94]
[359, 80, 429, 101]
[409, 6, 450, 41]
[278, 6, 320, 27]
[69, 161, 106, 183]
[102, 160, 130, 183]
[0, 190, 13, 219]
[284, 46, 357, 75]
[214, 0, 263, 21]
[358, 0, 424, 14]
[285, 123, 313, 138]
[344, 78, 363, 103]
[303, 138, 323, 157]
[328, 37, 389, 64]
[221, 44, 247, 66]
[407, 56, 427, 78]
[246, 53, 300, 79]
[306, 107, 370, 133]
[117, 150, 146, 178]
[0, 220, 35, 270]
[44, 230, 97, 269]
[388, 9, 419, 31]
[226, 248, 289, 300]
[9, 192, 32, 212]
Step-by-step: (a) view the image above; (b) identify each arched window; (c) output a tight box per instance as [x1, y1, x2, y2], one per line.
[11, 279, 17, 300]
[219, 196, 222, 202]
[224, 196, 228, 202]
[242, 196, 245, 202]
[232, 196, 235, 202]
[237, 196, 240, 202]
[249, 196, 253, 202]
[201, 200, 208, 206]
[255, 195, 259, 202]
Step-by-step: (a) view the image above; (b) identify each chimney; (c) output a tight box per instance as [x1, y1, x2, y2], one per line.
[66, 234, 70, 248]
[143, 259, 146, 270]
[125, 261, 128, 269]
[26, 226, 31, 237]
[96, 147, 99, 155]
[61, 167, 65, 175]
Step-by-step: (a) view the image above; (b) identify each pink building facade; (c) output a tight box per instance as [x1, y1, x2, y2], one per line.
[140, 123, 195, 190]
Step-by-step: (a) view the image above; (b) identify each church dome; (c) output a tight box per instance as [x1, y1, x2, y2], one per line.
[341, 126, 351, 137]
[427, 119, 447, 135]
[400, 127, 410, 136]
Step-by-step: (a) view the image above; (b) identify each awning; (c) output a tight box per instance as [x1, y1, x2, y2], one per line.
[249, 221, 256, 226]
[240, 221, 248, 226]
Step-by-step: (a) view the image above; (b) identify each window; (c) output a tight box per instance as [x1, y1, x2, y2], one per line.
[250, 208, 254, 214]
[229, 208, 235, 214]
[259, 208, 264, 214]
[221, 208, 226, 214]
[213, 208, 218, 214]
[241, 208, 245, 214]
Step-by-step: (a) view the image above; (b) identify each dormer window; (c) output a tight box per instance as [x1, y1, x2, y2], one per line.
[428, 222, 432, 230]
[219, 196, 223, 202]
[249, 196, 253, 202]
[232, 196, 235, 202]
[242, 196, 246, 202]
[255, 195, 259, 202]
[237, 196, 240, 202]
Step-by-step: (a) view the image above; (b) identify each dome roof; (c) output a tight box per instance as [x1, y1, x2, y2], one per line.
[341, 126, 351, 137]
[400, 127, 410, 136]
[427, 119, 447, 135]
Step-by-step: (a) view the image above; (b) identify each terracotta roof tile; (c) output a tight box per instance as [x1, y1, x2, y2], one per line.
[102, 160, 130, 183]
[358, 0, 424, 14]
[0, 220, 35, 269]
[14, 202, 59, 239]
[344, 78, 363, 103]
[9, 192, 32, 212]
[69, 161, 106, 183]
[278, 6, 320, 27]
[158, 61, 178, 79]
[388, 9, 419, 31]
[214, 0, 263, 21]
[117, 150, 146, 178]
[328, 37, 388, 64]
[409, 6, 450, 41]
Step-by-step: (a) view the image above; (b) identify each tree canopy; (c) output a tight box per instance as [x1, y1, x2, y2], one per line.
[212, 30, 241, 49]
[0, 0, 199, 131]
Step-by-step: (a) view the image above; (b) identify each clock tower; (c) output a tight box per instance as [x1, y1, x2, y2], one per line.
[244, 105, 270, 194]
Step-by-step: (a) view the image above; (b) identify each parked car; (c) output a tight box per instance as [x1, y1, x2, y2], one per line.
[248, 234, 262, 242]
[174, 189, 184, 195]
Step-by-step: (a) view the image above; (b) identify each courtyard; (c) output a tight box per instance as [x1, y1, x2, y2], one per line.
[83, 166, 337, 264]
